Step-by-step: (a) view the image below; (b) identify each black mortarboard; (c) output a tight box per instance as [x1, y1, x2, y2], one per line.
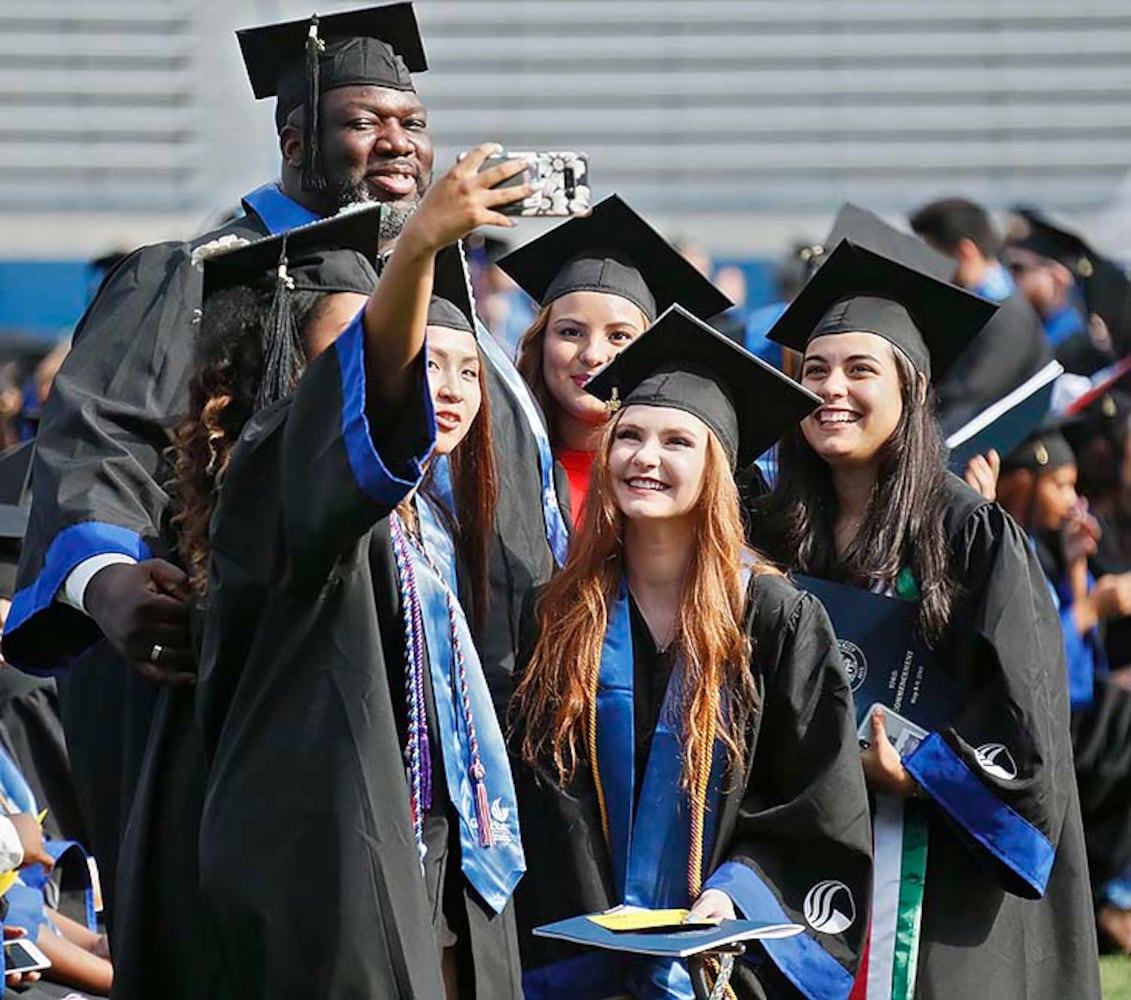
[1011, 208, 1131, 352]
[585, 305, 820, 467]
[203, 205, 382, 408]
[496, 195, 732, 322]
[767, 240, 997, 380]
[821, 203, 955, 283]
[237, 4, 427, 192]
[202, 204, 382, 301]
[1002, 415, 1078, 473]
[429, 242, 475, 335]
[1063, 387, 1131, 448]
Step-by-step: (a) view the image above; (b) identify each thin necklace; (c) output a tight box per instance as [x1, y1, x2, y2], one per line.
[628, 586, 678, 653]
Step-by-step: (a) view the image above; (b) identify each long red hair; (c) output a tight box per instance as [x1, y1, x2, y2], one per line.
[512, 409, 768, 790]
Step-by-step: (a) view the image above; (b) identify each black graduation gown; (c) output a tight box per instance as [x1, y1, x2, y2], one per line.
[1056, 331, 1113, 377]
[476, 342, 562, 719]
[196, 319, 523, 999]
[514, 572, 873, 1000]
[900, 478, 1100, 998]
[1, 208, 269, 933]
[934, 292, 1051, 438]
[756, 477, 1099, 998]
[0, 668, 86, 845]
[1051, 509, 1131, 897]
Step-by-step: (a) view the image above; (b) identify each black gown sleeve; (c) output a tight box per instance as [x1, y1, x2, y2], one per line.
[3, 218, 265, 674]
[275, 309, 436, 592]
[703, 575, 872, 1000]
[903, 498, 1073, 899]
[934, 292, 1051, 437]
[3, 241, 198, 673]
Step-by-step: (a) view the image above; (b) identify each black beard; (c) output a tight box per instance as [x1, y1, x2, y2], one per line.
[321, 168, 372, 214]
[322, 166, 426, 237]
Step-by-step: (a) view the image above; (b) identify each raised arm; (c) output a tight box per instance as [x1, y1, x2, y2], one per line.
[361, 142, 529, 414]
[274, 145, 531, 585]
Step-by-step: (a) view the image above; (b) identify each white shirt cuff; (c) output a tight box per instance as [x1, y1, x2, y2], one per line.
[0, 815, 25, 872]
[58, 554, 139, 615]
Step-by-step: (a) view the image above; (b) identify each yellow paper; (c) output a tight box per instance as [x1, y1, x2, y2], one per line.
[587, 907, 720, 932]
[0, 871, 15, 897]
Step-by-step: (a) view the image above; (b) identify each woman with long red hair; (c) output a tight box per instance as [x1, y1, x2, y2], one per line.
[511, 306, 872, 1000]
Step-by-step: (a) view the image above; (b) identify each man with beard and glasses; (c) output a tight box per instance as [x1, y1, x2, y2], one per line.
[2, 6, 449, 999]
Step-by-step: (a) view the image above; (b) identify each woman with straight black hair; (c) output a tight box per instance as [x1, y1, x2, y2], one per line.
[753, 240, 1100, 1000]
[193, 145, 534, 1000]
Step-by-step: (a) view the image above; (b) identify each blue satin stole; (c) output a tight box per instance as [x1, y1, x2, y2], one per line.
[596, 579, 728, 910]
[412, 496, 526, 913]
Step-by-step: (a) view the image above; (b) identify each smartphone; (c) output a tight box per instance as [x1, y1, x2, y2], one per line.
[3, 938, 52, 974]
[478, 151, 591, 217]
[857, 703, 928, 759]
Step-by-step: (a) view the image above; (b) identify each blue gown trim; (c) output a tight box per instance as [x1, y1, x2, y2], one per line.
[334, 313, 435, 506]
[704, 861, 853, 1000]
[596, 579, 636, 896]
[240, 182, 320, 235]
[5, 521, 153, 671]
[905, 731, 1054, 895]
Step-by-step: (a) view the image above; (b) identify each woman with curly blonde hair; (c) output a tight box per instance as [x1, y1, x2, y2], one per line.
[512, 307, 871, 1000]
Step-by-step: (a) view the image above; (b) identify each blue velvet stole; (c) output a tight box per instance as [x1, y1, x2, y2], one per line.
[240, 183, 320, 235]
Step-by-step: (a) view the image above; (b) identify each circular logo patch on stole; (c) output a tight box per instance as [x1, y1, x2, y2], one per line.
[837, 639, 868, 693]
[975, 743, 1019, 781]
[803, 880, 856, 934]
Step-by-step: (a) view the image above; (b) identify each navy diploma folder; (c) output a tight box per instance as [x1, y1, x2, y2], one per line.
[533, 915, 802, 959]
[794, 574, 963, 732]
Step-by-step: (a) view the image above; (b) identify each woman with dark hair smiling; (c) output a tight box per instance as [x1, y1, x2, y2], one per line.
[754, 241, 1100, 999]
[499, 195, 732, 525]
[512, 306, 871, 1000]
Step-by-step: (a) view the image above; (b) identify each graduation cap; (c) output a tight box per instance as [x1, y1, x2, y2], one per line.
[1010, 208, 1131, 352]
[820, 203, 955, 283]
[496, 195, 732, 322]
[1001, 414, 1078, 473]
[585, 304, 820, 467]
[429, 242, 476, 335]
[202, 204, 382, 409]
[202, 204, 382, 300]
[237, 3, 427, 192]
[766, 240, 998, 381]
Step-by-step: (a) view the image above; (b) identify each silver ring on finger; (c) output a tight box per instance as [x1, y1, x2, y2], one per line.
[149, 643, 163, 664]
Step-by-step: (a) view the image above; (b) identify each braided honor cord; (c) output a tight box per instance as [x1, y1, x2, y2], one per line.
[401, 512, 497, 848]
[688, 684, 737, 1000]
[391, 513, 433, 865]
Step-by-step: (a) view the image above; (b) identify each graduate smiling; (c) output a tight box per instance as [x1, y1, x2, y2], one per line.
[512, 307, 872, 1000]
[755, 239, 1101, 1000]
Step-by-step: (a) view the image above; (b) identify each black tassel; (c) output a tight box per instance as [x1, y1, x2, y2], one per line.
[257, 242, 305, 410]
[301, 14, 326, 193]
